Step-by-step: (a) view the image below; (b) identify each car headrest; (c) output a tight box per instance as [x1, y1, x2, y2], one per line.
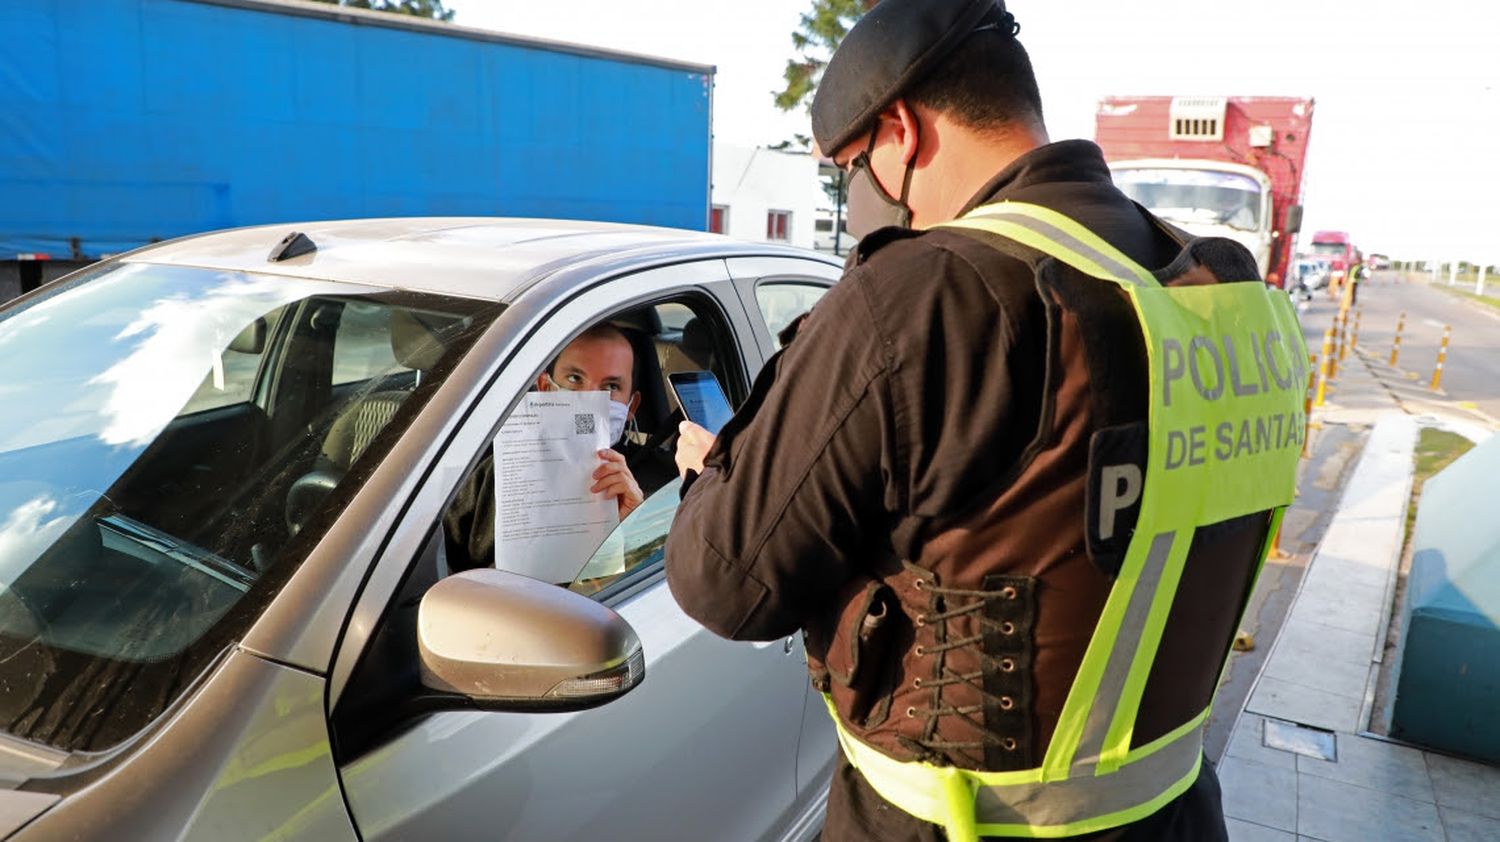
[682, 317, 714, 358]
[389, 309, 450, 372]
[615, 325, 669, 434]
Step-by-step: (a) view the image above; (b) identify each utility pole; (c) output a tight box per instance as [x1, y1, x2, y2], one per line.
[833, 170, 846, 256]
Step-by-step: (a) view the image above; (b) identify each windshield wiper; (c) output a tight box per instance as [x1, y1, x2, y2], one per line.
[98, 514, 255, 592]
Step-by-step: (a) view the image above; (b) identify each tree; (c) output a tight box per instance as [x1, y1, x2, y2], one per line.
[308, 0, 456, 22]
[771, 0, 875, 129]
[773, 0, 873, 217]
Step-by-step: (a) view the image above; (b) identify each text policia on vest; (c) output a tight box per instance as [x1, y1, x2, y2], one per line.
[1160, 328, 1310, 470]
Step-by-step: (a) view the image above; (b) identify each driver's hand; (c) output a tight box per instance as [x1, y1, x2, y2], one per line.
[675, 420, 716, 479]
[593, 449, 643, 519]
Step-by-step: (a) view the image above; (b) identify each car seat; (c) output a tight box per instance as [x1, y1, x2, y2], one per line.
[656, 316, 717, 381]
[285, 309, 450, 535]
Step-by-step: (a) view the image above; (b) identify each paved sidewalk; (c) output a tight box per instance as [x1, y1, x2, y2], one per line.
[1218, 397, 1500, 839]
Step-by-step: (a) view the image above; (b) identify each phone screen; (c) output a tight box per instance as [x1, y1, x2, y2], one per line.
[668, 371, 735, 436]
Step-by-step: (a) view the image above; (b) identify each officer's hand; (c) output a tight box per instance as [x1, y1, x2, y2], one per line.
[593, 449, 643, 519]
[675, 421, 716, 479]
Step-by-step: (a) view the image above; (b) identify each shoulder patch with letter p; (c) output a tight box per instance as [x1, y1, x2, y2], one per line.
[1086, 422, 1148, 579]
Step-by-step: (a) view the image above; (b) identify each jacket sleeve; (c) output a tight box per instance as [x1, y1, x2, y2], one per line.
[664, 272, 902, 641]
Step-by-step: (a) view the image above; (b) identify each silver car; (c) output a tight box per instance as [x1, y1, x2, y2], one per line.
[0, 219, 841, 840]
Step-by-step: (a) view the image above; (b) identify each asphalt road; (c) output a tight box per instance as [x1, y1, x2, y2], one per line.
[1297, 271, 1500, 422]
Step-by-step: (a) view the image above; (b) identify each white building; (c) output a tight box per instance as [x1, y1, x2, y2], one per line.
[710, 144, 825, 250]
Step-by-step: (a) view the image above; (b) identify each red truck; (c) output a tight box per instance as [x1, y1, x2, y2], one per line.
[1094, 96, 1315, 287]
[1308, 230, 1361, 283]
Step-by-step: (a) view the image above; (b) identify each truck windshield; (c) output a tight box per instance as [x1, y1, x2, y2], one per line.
[1311, 242, 1348, 256]
[0, 262, 500, 752]
[1112, 168, 1264, 232]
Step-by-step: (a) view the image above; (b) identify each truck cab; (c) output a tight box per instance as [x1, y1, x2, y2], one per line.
[1095, 96, 1314, 288]
[1309, 230, 1357, 281]
[1110, 158, 1275, 277]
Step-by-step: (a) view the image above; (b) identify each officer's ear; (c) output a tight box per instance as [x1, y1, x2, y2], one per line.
[888, 99, 923, 167]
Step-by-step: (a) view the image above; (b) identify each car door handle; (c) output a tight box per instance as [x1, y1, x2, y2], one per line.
[783, 636, 796, 655]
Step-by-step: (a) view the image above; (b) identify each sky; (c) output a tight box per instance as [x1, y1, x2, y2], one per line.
[449, 0, 1499, 262]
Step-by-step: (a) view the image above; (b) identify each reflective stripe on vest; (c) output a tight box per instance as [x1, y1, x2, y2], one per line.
[829, 202, 1308, 841]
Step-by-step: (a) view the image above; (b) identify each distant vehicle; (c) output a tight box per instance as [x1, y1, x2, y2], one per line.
[0, 0, 715, 303]
[1368, 253, 1390, 270]
[0, 218, 838, 841]
[1095, 96, 1315, 287]
[1294, 257, 1332, 290]
[1309, 231, 1360, 282]
[813, 212, 856, 255]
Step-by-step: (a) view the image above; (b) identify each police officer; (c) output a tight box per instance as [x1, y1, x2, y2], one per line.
[664, 1, 1305, 839]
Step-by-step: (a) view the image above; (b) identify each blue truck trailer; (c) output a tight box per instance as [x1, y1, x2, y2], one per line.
[0, 0, 714, 300]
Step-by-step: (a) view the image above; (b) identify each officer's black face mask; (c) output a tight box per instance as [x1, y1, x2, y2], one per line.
[844, 124, 918, 240]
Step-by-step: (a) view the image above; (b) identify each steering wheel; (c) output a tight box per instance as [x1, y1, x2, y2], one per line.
[284, 469, 342, 536]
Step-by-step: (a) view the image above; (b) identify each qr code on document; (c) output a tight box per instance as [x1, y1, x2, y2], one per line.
[574, 413, 596, 436]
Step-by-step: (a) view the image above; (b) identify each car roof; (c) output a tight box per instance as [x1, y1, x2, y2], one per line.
[123, 218, 826, 302]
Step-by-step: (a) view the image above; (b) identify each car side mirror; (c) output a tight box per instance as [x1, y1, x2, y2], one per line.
[417, 568, 644, 711]
[1284, 204, 1303, 235]
[228, 317, 267, 354]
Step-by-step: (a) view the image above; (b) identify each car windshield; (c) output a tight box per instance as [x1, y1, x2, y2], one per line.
[0, 262, 500, 752]
[1113, 168, 1264, 231]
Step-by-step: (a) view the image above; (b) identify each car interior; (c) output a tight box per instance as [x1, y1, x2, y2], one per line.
[434, 293, 746, 576]
[0, 292, 495, 753]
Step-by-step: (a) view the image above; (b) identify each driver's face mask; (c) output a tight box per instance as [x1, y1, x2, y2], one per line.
[843, 122, 920, 240]
[605, 398, 630, 445]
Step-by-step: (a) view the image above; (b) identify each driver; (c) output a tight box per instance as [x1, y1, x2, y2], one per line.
[442, 323, 674, 572]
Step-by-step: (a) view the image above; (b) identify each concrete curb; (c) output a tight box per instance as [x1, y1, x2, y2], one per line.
[1226, 414, 1417, 754]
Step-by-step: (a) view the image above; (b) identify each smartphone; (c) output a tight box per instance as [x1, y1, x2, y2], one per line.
[667, 370, 735, 436]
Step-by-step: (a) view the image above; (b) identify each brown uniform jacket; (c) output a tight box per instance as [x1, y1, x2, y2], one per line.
[664, 140, 1229, 841]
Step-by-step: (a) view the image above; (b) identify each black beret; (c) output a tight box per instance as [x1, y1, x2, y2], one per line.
[811, 0, 1017, 156]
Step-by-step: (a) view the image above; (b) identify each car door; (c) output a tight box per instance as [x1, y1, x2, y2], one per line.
[332, 259, 813, 842]
[726, 256, 843, 801]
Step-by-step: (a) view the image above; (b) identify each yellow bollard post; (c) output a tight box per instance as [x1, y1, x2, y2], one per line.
[1336, 280, 1354, 359]
[1269, 523, 1287, 559]
[1329, 311, 1343, 381]
[1390, 311, 1406, 365]
[1302, 354, 1317, 458]
[1314, 327, 1334, 407]
[1349, 307, 1362, 353]
[1431, 325, 1452, 391]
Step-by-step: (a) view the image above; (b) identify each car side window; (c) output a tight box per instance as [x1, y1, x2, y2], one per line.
[754, 281, 830, 346]
[568, 476, 681, 597]
[438, 292, 745, 597]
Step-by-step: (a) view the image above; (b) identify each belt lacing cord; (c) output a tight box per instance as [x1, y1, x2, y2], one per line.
[901, 582, 1022, 761]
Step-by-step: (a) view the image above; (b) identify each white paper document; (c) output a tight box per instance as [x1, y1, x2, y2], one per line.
[493, 390, 621, 583]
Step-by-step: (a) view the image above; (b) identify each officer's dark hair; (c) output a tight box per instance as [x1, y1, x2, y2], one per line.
[905, 29, 1045, 133]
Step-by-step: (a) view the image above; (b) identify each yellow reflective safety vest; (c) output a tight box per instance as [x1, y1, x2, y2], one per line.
[826, 201, 1308, 841]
